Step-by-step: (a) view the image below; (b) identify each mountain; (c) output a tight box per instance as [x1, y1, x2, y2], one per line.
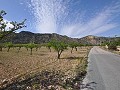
[80, 35, 120, 45]
[1, 31, 78, 44]
[0, 31, 119, 45]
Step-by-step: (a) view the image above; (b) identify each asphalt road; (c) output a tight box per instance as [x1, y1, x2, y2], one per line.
[82, 46, 120, 90]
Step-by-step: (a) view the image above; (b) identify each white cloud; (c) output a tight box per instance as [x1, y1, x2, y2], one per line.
[2, 19, 14, 31]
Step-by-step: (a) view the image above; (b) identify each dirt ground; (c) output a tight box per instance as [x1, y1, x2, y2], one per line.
[0, 46, 91, 84]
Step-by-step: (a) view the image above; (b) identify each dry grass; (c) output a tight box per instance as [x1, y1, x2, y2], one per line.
[0, 46, 91, 84]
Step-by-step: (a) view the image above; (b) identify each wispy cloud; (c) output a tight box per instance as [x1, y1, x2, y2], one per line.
[28, 0, 70, 33]
[62, 1, 120, 37]
[27, 0, 120, 37]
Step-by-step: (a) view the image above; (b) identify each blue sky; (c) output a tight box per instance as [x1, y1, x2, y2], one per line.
[0, 0, 120, 38]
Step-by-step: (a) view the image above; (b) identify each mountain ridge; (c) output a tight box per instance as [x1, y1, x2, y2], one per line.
[1, 31, 119, 45]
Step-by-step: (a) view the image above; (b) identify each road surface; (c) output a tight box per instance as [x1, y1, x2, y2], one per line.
[82, 46, 120, 90]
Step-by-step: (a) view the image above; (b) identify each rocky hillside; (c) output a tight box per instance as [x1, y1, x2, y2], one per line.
[0, 31, 119, 45]
[1, 31, 78, 44]
[79, 35, 114, 45]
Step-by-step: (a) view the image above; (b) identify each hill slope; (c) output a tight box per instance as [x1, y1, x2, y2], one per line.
[1, 31, 119, 45]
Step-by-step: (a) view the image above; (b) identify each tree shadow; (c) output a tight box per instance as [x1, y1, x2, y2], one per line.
[61, 56, 84, 60]
[81, 81, 97, 90]
[35, 53, 47, 56]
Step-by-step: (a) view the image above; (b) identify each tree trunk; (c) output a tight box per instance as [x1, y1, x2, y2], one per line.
[17, 47, 21, 53]
[0, 47, 2, 51]
[71, 48, 73, 53]
[7, 47, 10, 52]
[49, 47, 51, 52]
[30, 48, 32, 55]
[57, 50, 62, 59]
[75, 47, 77, 51]
[57, 51, 61, 59]
[26, 47, 28, 51]
[36, 47, 38, 51]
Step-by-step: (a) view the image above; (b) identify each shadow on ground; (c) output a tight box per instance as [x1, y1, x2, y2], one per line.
[81, 81, 97, 90]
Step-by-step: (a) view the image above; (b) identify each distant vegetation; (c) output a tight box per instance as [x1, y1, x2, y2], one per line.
[101, 38, 120, 50]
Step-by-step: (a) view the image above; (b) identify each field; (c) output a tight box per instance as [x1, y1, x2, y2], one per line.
[0, 46, 92, 89]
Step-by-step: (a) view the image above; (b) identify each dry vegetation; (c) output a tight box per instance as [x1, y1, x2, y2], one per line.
[0, 46, 92, 89]
[100, 46, 120, 55]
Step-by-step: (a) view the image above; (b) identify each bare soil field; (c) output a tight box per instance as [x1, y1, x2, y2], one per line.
[0, 46, 92, 89]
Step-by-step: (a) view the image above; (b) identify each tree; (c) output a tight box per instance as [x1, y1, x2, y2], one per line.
[15, 44, 23, 53]
[35, 44, 40, 51]
[50, 40, 68, 59]
[0, 10, 26, 52]
[5, 42, 13, 52]
[0, 10, 26, 40]
[27, 43, 36, 55]
[69, 42, 79, 53]
[0, 43, 3, 51]
[46, 42, 52, 52]
[24, 44, 29, 51]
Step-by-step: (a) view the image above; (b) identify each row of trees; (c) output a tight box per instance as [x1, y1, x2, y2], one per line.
[0, 40, 87, 58]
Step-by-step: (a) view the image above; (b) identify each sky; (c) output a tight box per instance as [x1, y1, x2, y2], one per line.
[0, 0, 120, 38]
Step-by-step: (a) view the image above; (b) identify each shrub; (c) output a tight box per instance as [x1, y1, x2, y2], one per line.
[108, 45, 117, 50]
